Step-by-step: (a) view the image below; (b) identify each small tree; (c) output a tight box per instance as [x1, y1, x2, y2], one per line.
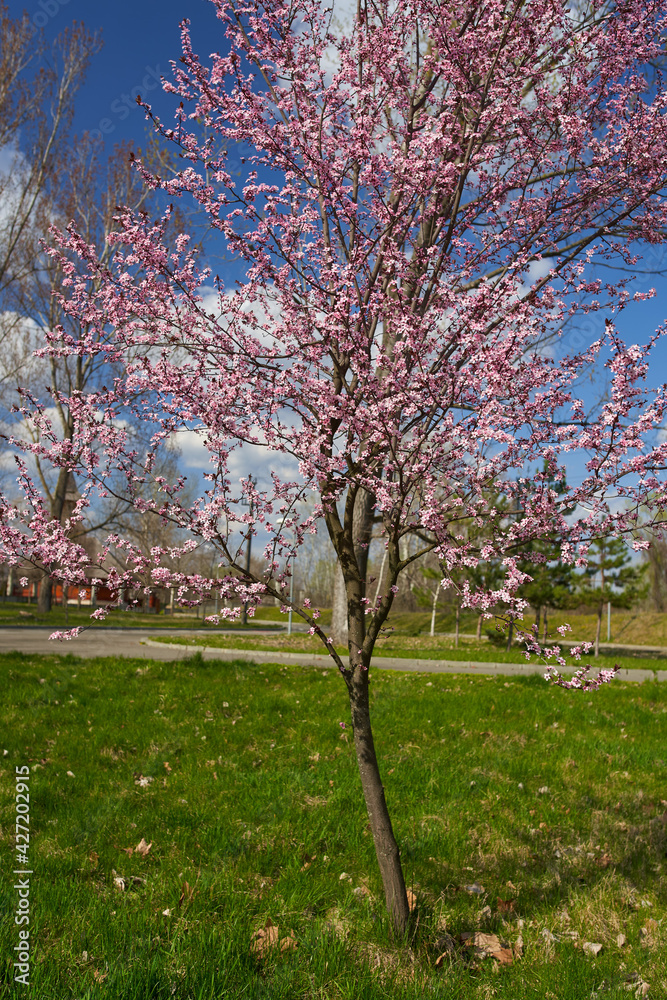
[576, 537, 647, 655]
[4, 0, 667, 935]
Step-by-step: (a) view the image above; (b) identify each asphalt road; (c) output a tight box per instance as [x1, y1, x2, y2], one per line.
[0, 628, 665, 682]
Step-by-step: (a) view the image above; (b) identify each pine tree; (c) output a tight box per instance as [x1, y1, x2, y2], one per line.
[576, 538, 647, 655]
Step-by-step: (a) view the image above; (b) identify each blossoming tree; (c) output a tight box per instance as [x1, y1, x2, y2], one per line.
[4, 0, 667, 932]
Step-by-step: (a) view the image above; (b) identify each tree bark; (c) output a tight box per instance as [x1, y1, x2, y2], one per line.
[331, 565, 348, 644]
[37, 467, 71, 614]
[348, 665, 410, 936]
[476, 614, 483, 641]
[455, 603, 460, 648]
[37, 573, 53, 613]
[506, 619, 513, 652]
[543, 605, 548, 643]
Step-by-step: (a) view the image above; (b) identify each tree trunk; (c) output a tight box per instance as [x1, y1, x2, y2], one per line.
[506, 619, 513, 652]
[542, 605, 548, 643]
[331, 565, 348, 644]
[595, 603, 602, 657]
[348, 665, 410, 936]
[476, 613, 483, 641]
[430, 588, 437, 637]
[37, 467, 72, 615]
[37, 573, 53, 613]
[455, 603, 460, 648]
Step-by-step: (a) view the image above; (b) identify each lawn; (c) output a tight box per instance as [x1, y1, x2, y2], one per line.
[0, 650, 665, 999]
[146, 631, 667, 673]
[0, 602, 282, 631]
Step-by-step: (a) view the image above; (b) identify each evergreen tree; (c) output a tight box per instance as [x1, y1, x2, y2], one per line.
[576, 537, 647, 655]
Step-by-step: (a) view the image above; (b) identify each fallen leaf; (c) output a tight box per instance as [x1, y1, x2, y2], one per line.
[134, 775, 153, 787]
[251, 919, 297, 958]
[93, 969, 108, 983]
[67, 770, 75, 778]
[407, 888, 417, 912]
[596, 852, 613, 868]
[461, 931, 512, 964]
[89, 851, 99, 868]
[162, 908, 171, 916]
[113, 876, 126, 891]
[541, 928, 558, 943]
[163, 761, 172, 773]
[135, 838, 152, 857]
[477, 905, 492, 922]
[513, 934, 523, 958]
[493, 947, 514, 966]
[583, 941, 603, 957]
[617, 933, 627, 947]
[119, 846, 133, 857]
[497, 898, 516, 913]
[640, 918, 659, 946]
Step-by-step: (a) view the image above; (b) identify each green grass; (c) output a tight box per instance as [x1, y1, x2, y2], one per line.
[146, 631, 667, 672]
[0, 601, 283, 630]
[1, 651, 666, 998]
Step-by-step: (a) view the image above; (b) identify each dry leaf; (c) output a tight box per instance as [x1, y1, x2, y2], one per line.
[492, 947, 514, 966]
[461, 931, 513, 964]
[134, 775, 153, 787]
[135, 838, 152, 857]
[280, 935, 297, 952]
[163, 761, 172, 773]
[497, 898, 516, 913]
[617, 933, 627, 947]
[162, 908, 171, 916]
[251, 920, 297, 958]
[514, 934, 523, 958]
[640, 918, 658, 946]
[583, 941, 603, 957]
[89, 851, 99, 868]
[407, 888, 417, 912]
[113, 876, 126, 891]
[93, 969, 108, 983]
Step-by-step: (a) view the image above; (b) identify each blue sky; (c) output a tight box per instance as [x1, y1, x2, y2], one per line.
[7, 0, 667, 491]
[12, 0, 667, 355]
[11, 0, 222, 149]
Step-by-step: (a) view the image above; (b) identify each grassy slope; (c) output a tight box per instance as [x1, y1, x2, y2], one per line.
[147, 632, 667, 673]
[0, 650, 665, 999]
[0, 602, 281, 630]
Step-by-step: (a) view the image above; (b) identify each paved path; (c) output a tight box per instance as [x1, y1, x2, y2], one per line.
[0, 629, 664, 682]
